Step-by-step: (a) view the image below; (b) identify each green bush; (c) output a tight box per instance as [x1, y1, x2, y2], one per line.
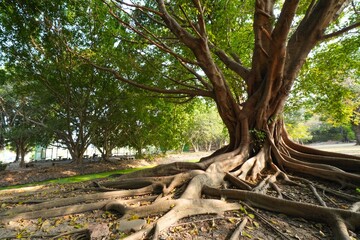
[310, 123, 355, 143]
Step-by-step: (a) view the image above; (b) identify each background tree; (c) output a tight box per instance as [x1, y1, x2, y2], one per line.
[185, 102, 228, 151]
[0, 79, 52, 166]
[288, 33, 360, 144]
[0, 0, 119, 164]
[118, 91, 190, 157]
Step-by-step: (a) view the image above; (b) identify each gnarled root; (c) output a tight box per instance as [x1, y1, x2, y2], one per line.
[203, 185, 360, 239]
[1, 138, 360, 239]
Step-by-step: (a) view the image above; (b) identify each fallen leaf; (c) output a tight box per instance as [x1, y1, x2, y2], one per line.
[241, 230, 253, 239]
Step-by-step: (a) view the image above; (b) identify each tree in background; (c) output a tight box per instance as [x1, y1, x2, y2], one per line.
[185, 102, 228, 151]
[0, 1, 120, 164]
[0, 80, 52, 166]
[289, 32, 360, 144]
[283, 109, 313, 143]
[118, 92, 191, 157]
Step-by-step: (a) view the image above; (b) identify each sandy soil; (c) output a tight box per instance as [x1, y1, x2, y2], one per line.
[308, 142, 360, 156]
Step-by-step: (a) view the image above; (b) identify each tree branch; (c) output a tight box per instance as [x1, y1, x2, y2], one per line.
[322, 21, 360, 40]
[85, 59, 213, 98]
[213, 48, 250, 81]
[272, 0, 300, 44]
[156, 0, 199, 50]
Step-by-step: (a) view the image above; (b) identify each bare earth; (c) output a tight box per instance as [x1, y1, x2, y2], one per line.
[0, 144, 359, 239]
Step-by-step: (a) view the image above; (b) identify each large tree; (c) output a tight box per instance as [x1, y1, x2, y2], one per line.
[1, 0, 360, 239]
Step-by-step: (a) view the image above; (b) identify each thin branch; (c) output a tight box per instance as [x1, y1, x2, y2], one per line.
[112, 0, 162, 16]
[322, 21, 360, 40]
[351, 0, 359, 15]
[192, 0, 207, 37]
[107, 4, 199, 66]
[303, 0, 316, 22]
[84, 59, 213, 98]
[156, 0, 199, 49]
[179, 5, 203, 40]
[103, 1, 214, 92]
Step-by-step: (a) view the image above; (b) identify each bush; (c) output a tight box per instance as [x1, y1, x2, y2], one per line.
[309, 123, 355, 143]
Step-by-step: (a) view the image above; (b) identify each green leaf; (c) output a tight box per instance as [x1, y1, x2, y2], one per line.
[73, 224, 83, 229]
[241, 231, 253, 239]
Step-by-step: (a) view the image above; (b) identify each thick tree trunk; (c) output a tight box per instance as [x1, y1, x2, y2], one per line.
[68, 147, 85, 164]
[14, 146, 20, 162]
[352, 123, 360, 145]
[19, 143, 28, 168]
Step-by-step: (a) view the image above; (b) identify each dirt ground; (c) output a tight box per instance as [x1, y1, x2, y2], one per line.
[0, 152, 210, 188]
[0, 145, 359, 240]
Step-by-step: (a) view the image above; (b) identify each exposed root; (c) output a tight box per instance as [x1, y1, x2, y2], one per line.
[50, 229, 90, 240]
[241, 202, 293, 240]
[289, 175, 360, 202]
[224, 172, 253, 190]
[350, 202, 360, 212]
[203, 185, 360, 239]
[229, 216, 248, 240]
[114, 198, 241, 240]
[269, 137, 360, 187]
[309, 184, 327, 207]
[1, 138, 360, 239]
[1, 197, 156, 222]
[0, 186, 157, 217]
[236, 147, 267, 181]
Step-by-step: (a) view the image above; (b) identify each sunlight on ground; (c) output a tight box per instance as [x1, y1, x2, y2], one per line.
[61, 170, 77, 176]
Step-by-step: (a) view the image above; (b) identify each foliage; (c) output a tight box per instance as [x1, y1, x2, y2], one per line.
[117, 91, 192, 156]
[185, 102, 228, 151]
[0, 79, 52, 164]
[0, 0, 205, 160]
[288, 35, 360, 127]
[249, 129, 266, 147]
[309, 122, 354, 143]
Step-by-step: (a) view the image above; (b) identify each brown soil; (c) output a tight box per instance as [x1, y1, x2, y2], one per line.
[0, 148, 359, 240]
[0, 152, 209, 187]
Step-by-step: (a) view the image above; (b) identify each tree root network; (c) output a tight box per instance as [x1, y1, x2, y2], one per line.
[0, 139, 360, 240]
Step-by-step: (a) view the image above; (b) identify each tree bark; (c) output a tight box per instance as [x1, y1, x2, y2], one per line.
[352, 123, 360, 145]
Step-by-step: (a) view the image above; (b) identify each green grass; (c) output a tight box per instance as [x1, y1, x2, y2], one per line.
[0, 167, 148, 191]
[0, 158, 200, 191]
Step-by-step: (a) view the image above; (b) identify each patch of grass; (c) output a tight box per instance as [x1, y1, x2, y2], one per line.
[0, 167, 148, 191]
[0, 158, 200, 191]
